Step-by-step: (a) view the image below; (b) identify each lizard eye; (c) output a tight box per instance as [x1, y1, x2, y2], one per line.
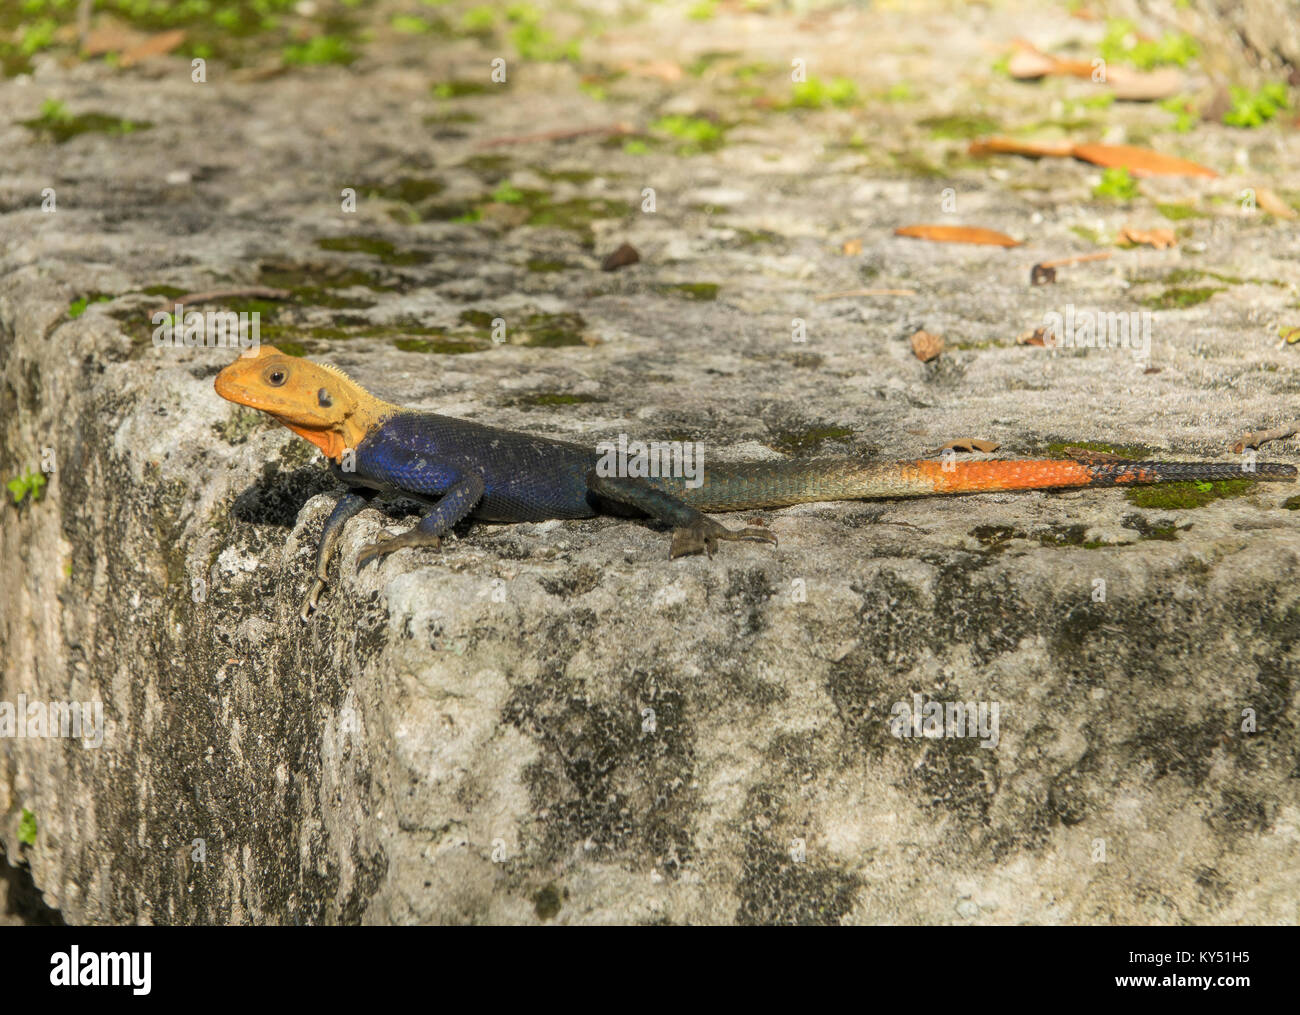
[266, 367, 288, 386]
[317, 387, 332, 408]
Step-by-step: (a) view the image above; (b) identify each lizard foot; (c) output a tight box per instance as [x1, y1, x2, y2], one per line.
[669, 517, 777, 559]
[300, 579, 327, 623]
[356, 532, 442, 572]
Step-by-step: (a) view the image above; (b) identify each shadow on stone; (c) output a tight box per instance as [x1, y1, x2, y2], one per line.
[0, 847, 65, 926]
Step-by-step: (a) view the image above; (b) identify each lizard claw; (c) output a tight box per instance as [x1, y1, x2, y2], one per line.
[356, 534, 399, 571]
[669, 518, 777, 559]
[300, 579, 326, 622]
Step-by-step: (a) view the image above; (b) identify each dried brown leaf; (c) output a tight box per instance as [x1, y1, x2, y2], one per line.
[895, 224, 1020, 247]
[910, 330, 945, 362]
[1107, 66, 1184, 101]
[600, 242, 640, 271]
[941, 438, 1001, 453]
[1118, 225, 1177, 249]
[1071, 143, 1216, 178]
[119, 29, 186, 66]
[82, 25, 145, 56]
[1008, 48, 1059, 79]
[968, 136, 1075, 159]
[1255, 187, 1297, 220]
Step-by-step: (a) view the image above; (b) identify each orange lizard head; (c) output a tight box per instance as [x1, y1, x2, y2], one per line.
[214, 345, 397, 461]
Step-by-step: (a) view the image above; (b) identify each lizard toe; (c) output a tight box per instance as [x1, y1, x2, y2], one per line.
[730, 525, 777, 547]
[300, 579, 326, 622]
[356, 535, 399, 571]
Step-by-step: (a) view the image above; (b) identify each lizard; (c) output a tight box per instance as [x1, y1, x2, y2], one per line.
[214, 345, 1298, 620]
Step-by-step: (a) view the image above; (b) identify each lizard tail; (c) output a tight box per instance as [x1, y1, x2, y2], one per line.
[674, 457, 1296, 511]
[896, 458, 1298, 496]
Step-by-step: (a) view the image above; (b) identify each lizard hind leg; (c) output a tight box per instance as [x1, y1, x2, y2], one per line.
[586, 469, 777, 559]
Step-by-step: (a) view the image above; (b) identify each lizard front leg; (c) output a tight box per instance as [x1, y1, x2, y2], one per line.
[355, 474, 485, 571]
[302, 490, 375, 621]
[585, 469, 776, 558]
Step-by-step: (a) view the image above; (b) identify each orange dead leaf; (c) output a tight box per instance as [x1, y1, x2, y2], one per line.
[841, 238, 863, 255]
[1006, 40, 1181, 99]
[119, 29, 186, 66]
[971, 138, 1217, 178]
[1118, 226, 1177, 249]
[82, 26, 144, 56]
[895, 225, 1020, 247]
[968, 136, 1075, 159]
[1007, 40, 1095, 79]
[1071, 143, 1216, 178]
[618, 60, 682, 82]
[1107, 66, 1183, 101]
[910, 330, 945, 362]
[1255, 187, 1297, 220]
[1007, 47, 1060, 80]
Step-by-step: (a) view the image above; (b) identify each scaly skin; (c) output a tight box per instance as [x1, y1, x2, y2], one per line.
[214, 346, 1298, 618]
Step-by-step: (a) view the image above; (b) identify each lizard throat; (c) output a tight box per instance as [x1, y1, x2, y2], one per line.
[277, 418, 352, 462]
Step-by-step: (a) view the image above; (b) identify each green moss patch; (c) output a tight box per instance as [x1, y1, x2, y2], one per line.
[524, 195, 628, 232]
[21, 100, 150, 143]
[282, 35, 354, 66]
[511, 392, 604, 408]
[1045, 441, 1156, 460]
[392, 337, 486, 355]
[920, 114, 1000, 139]
[257, 261, 394, 304]
[1155, 203, 1203, 221]
[462, 153, 514, 178]
[69, 293, 115, 318]
[648, 114, 727, 154]
[657, 283, 719, 301]
[1125, 479, 1254, 510]
[767, 425, 853, 456]
[367, 177, 446, 206]
[431, 80, 495, 99]
[1036, 524, 1117, 549]
[1142, 287, 1222, 310]
[970, 525, 1024, 552]
[314, 235, 430, 266]
[517, 312, 587, 347]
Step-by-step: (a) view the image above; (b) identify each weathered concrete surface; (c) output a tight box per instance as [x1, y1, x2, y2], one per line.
[2, 1, 1299, 924]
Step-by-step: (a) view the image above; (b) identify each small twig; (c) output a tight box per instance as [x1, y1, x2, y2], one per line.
[1232, 424, 1298, 454]
[814, 288, 917, 301]
[1031, 252, 1111, 285]
[152, 287, 291, 317]
[1037, 251, 1112, 270]
[77, 0, 94, 50]
[477, 122, 635, 148]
